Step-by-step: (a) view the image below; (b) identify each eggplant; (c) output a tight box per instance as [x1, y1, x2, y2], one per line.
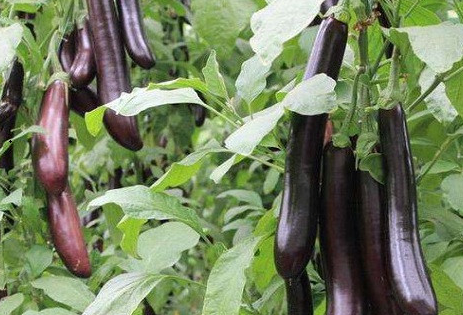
[32, 80, 69, 194]
[116, 0, 155, 69]
[86, 0, 143, 151]
[47, 185, 91, 278]
[69, 86, 99, 117]
[0, 60, 24, 124]
[285, 271, 313, 315]
[69, 19, 97, 87]
[320, 142, 367, 315]
[59, 30, 77, 73]
[357, 170, 402, 315]
[275, 16, 348, 279]
[378, 105, 437, 315]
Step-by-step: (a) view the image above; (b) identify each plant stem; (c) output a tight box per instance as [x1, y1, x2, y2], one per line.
[417, 135, 460, 184]
[339, 70, 362, 136]
[403, 0, 420, 20]
[248, 154, 284, 173]
[369, 39, 391, 77]
[201, 103, 239, 127]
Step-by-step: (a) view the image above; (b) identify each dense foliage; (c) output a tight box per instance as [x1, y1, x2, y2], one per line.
[1, 0, 463, 314]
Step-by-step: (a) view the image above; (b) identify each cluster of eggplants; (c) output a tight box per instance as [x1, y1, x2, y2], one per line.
[275, 9, 437, 315]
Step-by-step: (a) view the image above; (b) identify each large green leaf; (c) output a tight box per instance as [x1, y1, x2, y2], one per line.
[235, 55, 272, 105]
[192, 0, 257, 58]
[430, 265, 463, 313]
[202, 236, 262, 315]
[31, 276, 95, 312]
[391, 23, 463, 74]
[83, 273, 166, 315]
[442, 174, 463, 211]
[88, 185, 203, 236]
[445, 61, 463, 119]
[0, 24, 23, 72]
[122, 222, 200, 273]
[0, 293, 24, 315]
[117, 216, 147, 258]
[23, 308, 77, 315]
[250, 0, 324, 64]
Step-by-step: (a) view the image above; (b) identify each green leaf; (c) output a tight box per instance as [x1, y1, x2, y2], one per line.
[391, 23, 463, 73]
[83, 273, 166, 315]
[282, 74, 337, 115]
[445, 61, 463, 119]
[0, 293, 24, 315]
[192, 0, 257, 58]
[88, 186, 204, 237]
[85, 87, 205, 136]
[152, 139, 227, 191]
[442, 174, 463, 211]
[225, 103, 284, 156]
[251, 237, 277, 291]
[202, 236, 261, 315]
[25, 245, 53, 278]
[210, 154, 244, 184]
[359, 153, 384, 184]
[0, 24, 23, 72]
[419, 160, 458, 176]
[0, 189, 23, 207]
[23, 308, 77, 315]
[263, 168, 280, 195]
[117, 216, 147, 258]
[429, 265, 463, 312]
[235, 55, 271, 105]
[442, 257, 463, 291]
[250, 0, 324, 64]
[202, 50, 228, 99]
[31, 276, 95, 312]
[122, 222, 200, 273]
[217, 190, 263, 208]
[418, 67, 457, 123]
[149, 78, 208, 92]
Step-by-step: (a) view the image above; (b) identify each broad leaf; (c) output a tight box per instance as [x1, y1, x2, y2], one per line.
[445, 61, 463, 119]
[88, 185, 203, 236]
[31, 276, 95, 312]
[122, 222, 200, 273]
[0, 293, 24, 315]
[217, 189, 263, 208]
[192, 0, 257, 58]
[442, 174, 463, 211]
[23, 308, 77, 315]
[0, 24, 23, 72]
[202, 236, 262, 315]
[83, 273, 166, 315]
[117, 216, 147, 258]
[210, 154, 243, 184]
[235, 55, 271, 105]
[250, 0, 324, 64]
[25, 245, 53, 278]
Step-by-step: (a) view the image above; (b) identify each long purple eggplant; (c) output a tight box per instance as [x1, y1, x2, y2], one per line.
[32, 80, 69, 194]
[285, 271, 312, 315]
[320, 143, 367, 315]
[379, 105, 437, 314]
[69, 19, 96, 87]
[116, 0, 155, 69]
[86, 0, 143, 151]
[275, 16, 348, 279]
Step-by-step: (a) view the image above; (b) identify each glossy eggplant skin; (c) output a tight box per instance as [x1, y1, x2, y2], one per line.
[69, 19, 96, 87]
[0, 60, 24, 124]
[378, 105, 437, 315]
[47, 185, 91, 278]
[32, 81, 69, 195]
[59, 30, 77, 73]
[285, 271, 312, 315]
[274, 16, 348, 279]
[69, 86, 99, 117]
[320, 143, 367, 315]
[86, 0, 143, 151]
[116, 0, 155, 69]
[357, 170, 401, 315]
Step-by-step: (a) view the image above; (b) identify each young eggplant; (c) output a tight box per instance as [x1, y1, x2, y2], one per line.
[274, 16, 348, 279]
[32, 80, 69, 195]
[116, 0, 155, 69]
[379, 105, 437, 315]
[320, 143, 367, 315]
[86, 0, 143, 151]
[69, 19, 96, 87]
[285, 271, 313, 315]
[59, 30, 77, 73]
[47, 185, 91, 278]
[357, 170, 401, 315]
